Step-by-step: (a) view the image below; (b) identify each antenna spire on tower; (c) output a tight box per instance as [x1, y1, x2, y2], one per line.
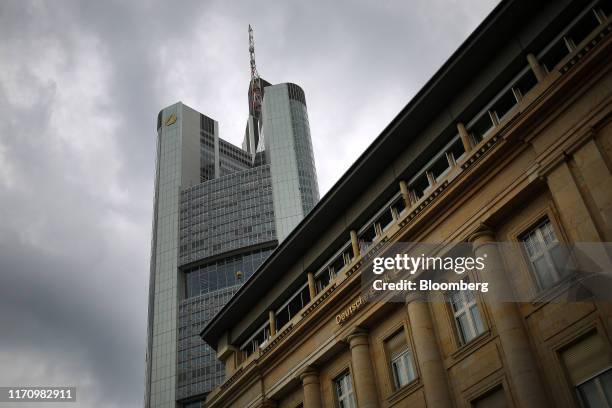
[249, 25, 263, 118]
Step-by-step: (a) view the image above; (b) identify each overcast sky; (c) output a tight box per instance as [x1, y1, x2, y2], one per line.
[0, 1, 498, 407]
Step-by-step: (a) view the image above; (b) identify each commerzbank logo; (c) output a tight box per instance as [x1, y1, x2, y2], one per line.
[164, 113, 177, 126]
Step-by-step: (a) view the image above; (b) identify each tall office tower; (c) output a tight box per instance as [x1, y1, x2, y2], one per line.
[144, 32, 320, 408]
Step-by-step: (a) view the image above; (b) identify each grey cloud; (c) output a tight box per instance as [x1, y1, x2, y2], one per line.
[0, 0, 498, 406]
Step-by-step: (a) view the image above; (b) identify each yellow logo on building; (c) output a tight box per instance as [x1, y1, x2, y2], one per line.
[165, 113, 177, 126]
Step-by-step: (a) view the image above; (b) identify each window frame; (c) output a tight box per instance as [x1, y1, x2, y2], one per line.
[576, 367, 612, 407]
[390, 347, 417, 390]
[537, 0, 606, 73]
[314, 243, 352, 293]
[333, 370, 357, 408]
[519, 217, 567, 292]
[447, 278, 486, 346]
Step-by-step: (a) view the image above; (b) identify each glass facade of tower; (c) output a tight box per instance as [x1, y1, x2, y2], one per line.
[145, 82, 319, 407]
[262, 83, 319, 240]
[146, 103, 201, 408]
[178, 165, 275, 266]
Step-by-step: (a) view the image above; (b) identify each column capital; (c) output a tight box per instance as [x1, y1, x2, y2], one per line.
[346, 328, 369, 348]
[217, 344, 238, 361]
[405, 290, 428, 304]
[468, 223, 495, 246]
[299, 366, 319, 382]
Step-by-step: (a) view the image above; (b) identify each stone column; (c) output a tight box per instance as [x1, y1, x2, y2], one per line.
[546, 161, 602, 242]
[347, 329, 379, 408]
[527, 53, 546, 82]
[406, 292, 452, 408]
[350, 230, 361, 258]
[300, 368, 323, 408]
[470, 228, 549, 407]
[399, 180, 411, 208]
[457, 122, 473, 152]
[269, 310, 276, 337]
[562, 140, 612, 241]
[307, 272, 317, 300]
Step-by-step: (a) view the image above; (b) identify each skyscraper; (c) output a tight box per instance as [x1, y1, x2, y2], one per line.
[144, 30, 319, 408]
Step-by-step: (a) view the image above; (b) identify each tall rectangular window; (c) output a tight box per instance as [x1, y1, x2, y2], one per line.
[449, 282, 485, 345]
[385, 330, 416, 390]
[561, 331, 612, 407]
[471, 386, 507, 407]
[577, 369, 612, 407]
[521, 218, 567, 290]
[334, 371, 356, 408]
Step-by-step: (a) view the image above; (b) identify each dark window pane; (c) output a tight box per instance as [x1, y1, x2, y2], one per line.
[540, 39, 569, 72]
[429, 155, 450, 180]
[376, 209, 394, 231]
[410, 173, 430, 199]
[491, 89, 517, 121]
[597, 0, 612, 17]
[447, 138, 465, 162]
[567, 12, 600, 46]
[391, 196, 406, 215]
[514, 68, 538, 98]
[468, 112, 494, 143]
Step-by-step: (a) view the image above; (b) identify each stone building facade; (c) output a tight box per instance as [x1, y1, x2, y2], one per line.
[201, 0, 612, 406]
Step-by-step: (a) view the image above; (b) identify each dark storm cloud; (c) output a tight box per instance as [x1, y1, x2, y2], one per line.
[0, 0, 497, 406]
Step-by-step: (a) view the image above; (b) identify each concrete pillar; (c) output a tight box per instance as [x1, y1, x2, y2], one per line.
[307, 272, 317, 300]
[426, 171, 436, 187]
[347, 329, 379, 408]
[269, 310, 276, 337]
[546, 161, 602, 242]
[399, 180, 411, 208]
[470, 228, 549, 407]
[567, 139, 612, 241]
[457, 122, 473, 152]
[406, 292, 453, 408]
[350, 230, 360, 258]
[527, 53, 546, 82]
[300, 368, 323, 408]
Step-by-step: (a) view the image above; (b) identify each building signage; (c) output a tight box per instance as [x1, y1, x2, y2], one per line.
[336, 296, 365, 325]
[165, 113, 177, 126]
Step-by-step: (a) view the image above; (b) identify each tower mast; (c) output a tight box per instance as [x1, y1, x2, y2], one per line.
[249, 25, 263, 118]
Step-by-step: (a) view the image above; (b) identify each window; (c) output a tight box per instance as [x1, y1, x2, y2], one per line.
[409, 173, 430, 201]
[595, 0, 612, 20]
[490, 89, 517, 123]
[560, 331, 612, 407]
[429, 154, 452, 183]
[375, 208, 394, 232]
[276, 284, 310, 330]
[315, 246, 352, 293]
[468, 111, 494, 144]
[565, 10, 601, 49]
[358, 224, 377, 253]
[391, 195, 407, 217]
[334, 371, 356, 408]
[521, 218, 568, 290]
[512, 69, 538, 99]
[578, 369, 612, 407]
[471, 386, 507, 408]
[447, 138, 466, 164]
[385, 330, 416, 390]
[240, 323, 270, 358]
[449, 282, 485, 344]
